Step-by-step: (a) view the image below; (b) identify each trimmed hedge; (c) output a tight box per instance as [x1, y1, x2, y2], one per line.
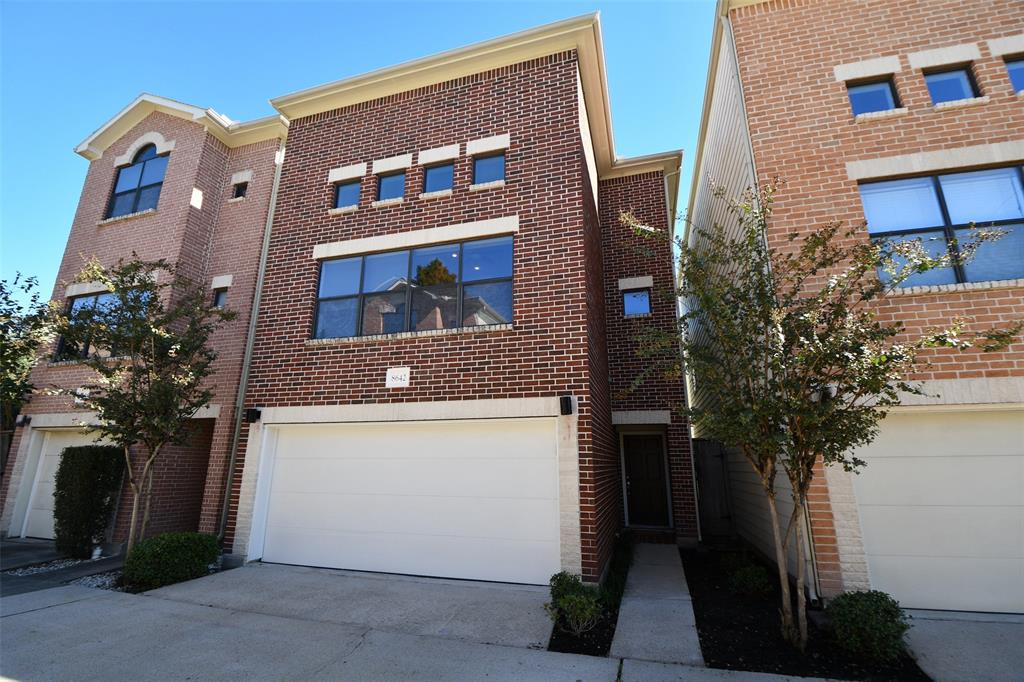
[53, 445, 124, 558]
[124, 532, 220, 591]
[827, 590, 910, 662]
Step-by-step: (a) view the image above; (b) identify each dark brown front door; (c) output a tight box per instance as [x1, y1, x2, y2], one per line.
[623, 434, 670, 527]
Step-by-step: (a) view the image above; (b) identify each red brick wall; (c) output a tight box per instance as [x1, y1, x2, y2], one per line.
[225, 52, 617, 577]
[728, 0, 1024, 592]
[599, 172, 697, 539]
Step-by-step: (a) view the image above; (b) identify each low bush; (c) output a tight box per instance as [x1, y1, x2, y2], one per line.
[544, 571, 602, 636]
[827, 590, 910, 662]
[124, 532, 220, 591]
[728, 563, 772, 597]
[53, 445, 124, 558]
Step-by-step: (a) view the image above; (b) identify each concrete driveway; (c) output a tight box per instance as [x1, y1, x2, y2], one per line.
[906, 609, 1024, 682]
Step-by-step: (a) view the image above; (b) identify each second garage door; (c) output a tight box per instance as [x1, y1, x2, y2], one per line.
[852, 410, 1024, 612]
[259, 418, 562, 584]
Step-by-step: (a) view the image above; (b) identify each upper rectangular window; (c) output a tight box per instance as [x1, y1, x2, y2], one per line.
[846, 79, 899, 115]
[232, 182, 248, 199]
[334, 180, 360, 209]
[423, 163, 454, 193]
[473, 153, 505, 185]
[107, 144, 168, 219]
[314, 236, 513, 339]
[56, 293, 118, 359]
[1006, 58, 1024, 94]
[924, 67, 979, 104]
[858, 166, 1024, 287]
[623, 289, 652, 317]
[377, 172, 405, 201]
[213, 289, 228, 309]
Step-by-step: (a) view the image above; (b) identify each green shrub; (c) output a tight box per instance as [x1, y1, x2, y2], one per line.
[728, 563, 772, 597]
[124, 532, 220, 591]
[544, 571, 603, 636]
[53, 445, 124, 558]
[827, 590, 910, 662]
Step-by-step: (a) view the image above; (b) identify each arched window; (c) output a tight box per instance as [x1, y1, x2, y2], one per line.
[106, 144, 169, 218]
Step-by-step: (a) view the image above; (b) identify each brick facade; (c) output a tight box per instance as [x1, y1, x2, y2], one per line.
[3, 19, 688, 585]
[720, 0, 1024, 596]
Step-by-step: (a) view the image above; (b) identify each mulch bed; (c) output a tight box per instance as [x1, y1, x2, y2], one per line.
[681, 548, 931, 681]
[548, 607, 620, 657]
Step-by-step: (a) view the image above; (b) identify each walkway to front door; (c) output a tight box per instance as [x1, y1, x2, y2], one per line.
[622, 433, 671, 527]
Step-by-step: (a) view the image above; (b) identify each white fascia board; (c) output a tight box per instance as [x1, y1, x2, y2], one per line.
[313, 215, 518, 260]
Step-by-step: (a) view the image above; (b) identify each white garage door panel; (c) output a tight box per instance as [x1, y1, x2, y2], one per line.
[269, 457, 556, 499]
[853, 410, 1024, 612]
[858, 506, 1022, 557]
[24, 431, 101, 539]
[855, 456, 1021, 506]
[866, 555, 1022, 613]
[264, 527, 558, 584]
[265, 491, 558, 541]
[260, 419, 562, 584]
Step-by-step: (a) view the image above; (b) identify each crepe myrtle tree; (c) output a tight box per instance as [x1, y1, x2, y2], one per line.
[0, 274, 57, 463]
[622, 182, 1021, 650]
[54, 257, 234, 552]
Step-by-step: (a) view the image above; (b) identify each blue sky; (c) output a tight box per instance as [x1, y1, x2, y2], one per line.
[0, 1, 715, 296]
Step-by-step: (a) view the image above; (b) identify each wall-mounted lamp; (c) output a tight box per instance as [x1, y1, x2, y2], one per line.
[244, 408, 262, 423]
[14, 414, 31, 427]
[559, 395, 574, 416]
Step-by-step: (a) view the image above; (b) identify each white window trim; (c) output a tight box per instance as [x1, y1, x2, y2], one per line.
[833, 55, 901, 83]
[467, 134, 510, 156]
[114, 131, 175, 166]
[908, 42, 981, 70]
[417, 144, 460, 165]
[327, 163, 366, 184]
[312, 215, 519, 260]
[618, 275, 653, 291]
[371, 154, 413, 175]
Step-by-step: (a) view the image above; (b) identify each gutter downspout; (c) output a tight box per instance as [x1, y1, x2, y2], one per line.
[217, 140, 285, 546]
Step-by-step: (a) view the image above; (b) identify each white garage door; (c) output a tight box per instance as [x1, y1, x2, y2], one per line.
[22, 430, 100, 539]
[853, 410, 1024, 612]
[260, 419, 561, 584]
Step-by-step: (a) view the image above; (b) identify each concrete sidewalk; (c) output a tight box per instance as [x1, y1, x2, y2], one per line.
[1, 583, 815, 681]
[610, 543, 704, 666]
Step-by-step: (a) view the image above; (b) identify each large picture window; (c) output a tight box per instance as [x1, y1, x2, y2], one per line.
[56, 293, 118, 359]
[858, 166, 1024, 287]
[107, 144, 168, 219]
[314, 235, 513, 339]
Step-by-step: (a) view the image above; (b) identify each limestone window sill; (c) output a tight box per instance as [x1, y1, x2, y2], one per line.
[932, 96, 989, 111]
[886, 277, 1024, 297]
[306, 323, 513, 346]
[96, 208, 156, 226]
[855, 107, 909, 122]
[328, 205, 359, 216]
[419, 189, 453, 200]
[469, 180, 505, 192]
[371, 198, 404, 208]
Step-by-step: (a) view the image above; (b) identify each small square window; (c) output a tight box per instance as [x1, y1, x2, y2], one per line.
[846, 78, 899, 115]
[623, 289, 651, 317]
[1006, 58, 1024, 94]
[334, 180, 361, 208]
[473, 154, 505, 185]
[924, 67, 979, 104]
[232, 182, 248, 199]
[423, 163, 454, 193]
[213, 289, 228, 309]
[377, 172, 405, 201]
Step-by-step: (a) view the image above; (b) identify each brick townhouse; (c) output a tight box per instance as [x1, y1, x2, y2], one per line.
[689, 0, 1023, 612]
[1, 14, 695, 585]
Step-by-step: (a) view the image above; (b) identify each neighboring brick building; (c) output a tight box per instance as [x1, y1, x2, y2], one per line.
[1, 14, 693, 585]
[689, 0, 1023, 612]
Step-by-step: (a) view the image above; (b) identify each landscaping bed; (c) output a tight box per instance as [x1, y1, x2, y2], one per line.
[547, 533, 633, 657]
[681, 547, 930, 681]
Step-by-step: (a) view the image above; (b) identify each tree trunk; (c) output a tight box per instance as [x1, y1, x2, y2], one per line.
[139, 453, 158, 541]
[766, 492, 798, 645]
[124, 446, 141, 553]
[794, 500, 809, 651]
